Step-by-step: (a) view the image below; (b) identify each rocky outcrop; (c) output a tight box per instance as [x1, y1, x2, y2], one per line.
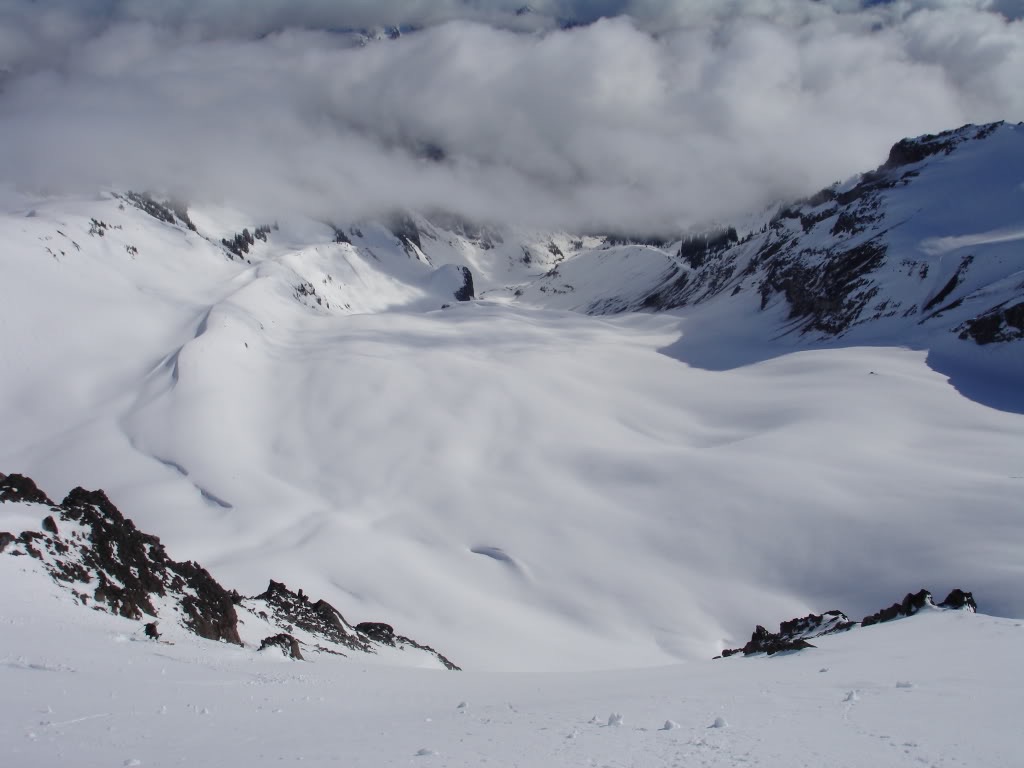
[938, 588, 978, 611]
[356, 621, 395, 641]
[356, 623, 461, 672]
[248, 580, 371, 654]
[529, 122, 1021, 354]
[453, 265, 475, 301]
[721, 610, 854, 657]
[958, 301, 1024, 345]
[880, 123, 1001, 171]
[118, 191, 197, 233]
[387, 212, 422, 251]
[0, 472, 55, 505]
[721, 589, 976, 658]
[861, 588, 976, 627]
[242, 581, 461, 670]
[676, 228, 738, 270]
[2, 472, 458, 669]
[3, 480, 242, 644]
[259, 633, 304, 660]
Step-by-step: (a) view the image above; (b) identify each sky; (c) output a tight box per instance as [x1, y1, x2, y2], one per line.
[1, 1, 1023, 232]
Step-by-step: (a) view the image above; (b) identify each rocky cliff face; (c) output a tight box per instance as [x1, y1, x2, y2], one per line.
[0, 472, 458, 669]
[519, 122, 1024, 352]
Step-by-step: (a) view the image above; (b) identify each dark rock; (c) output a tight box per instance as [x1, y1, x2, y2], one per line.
[621, 122, 1019, 348]
[454, 266, 475, 302]
[387, 213, 422, 251]
[259, 633, 304, 660]
[124, 191, 175, 225]
[958, 301, 1024, 345]
[721, 588, 980, 659]
[604, 233, 673, 249]
[2, 472, 459, 668]
[922, 256, 974, 314]
[778, 610, 855, 639]
[862, 589, 933, 627]
[356, 622, 395, 641]
[392, 633, 461, 671]
[759, 238, 888, 336]
[677, 228, 738, 269]
[721, 611, 849, 657]
[1, 482, 242, 644]
[251, 580, 369, 653]
[882, 135, 958, 170]
[0, 473, 55, 505]
[879, 123, 1000, 171]
[245, 581, 460, 668]
[938, 589, 977, 612]
[721, 609, 854, 658]
[221, 225, 271, 258]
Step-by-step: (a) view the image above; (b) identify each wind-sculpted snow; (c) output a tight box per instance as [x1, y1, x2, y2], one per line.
[1, 162, 1022, 672]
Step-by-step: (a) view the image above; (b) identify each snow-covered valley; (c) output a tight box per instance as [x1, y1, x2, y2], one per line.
[2, 120, 1023, 765]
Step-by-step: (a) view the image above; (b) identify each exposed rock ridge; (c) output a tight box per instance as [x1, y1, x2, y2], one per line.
[720, 588, 976, 658]
[1, 472, 458, 669]
[242, 580, 460, 670]
[519, 122, 1021, 350]
[648, 123, 1014, 338]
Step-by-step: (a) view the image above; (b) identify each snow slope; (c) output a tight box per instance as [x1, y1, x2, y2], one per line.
[1, 175, 1023, 672]
[3, 549, 1021, 767]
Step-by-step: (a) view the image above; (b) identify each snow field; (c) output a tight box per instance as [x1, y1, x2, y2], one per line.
[3, 556, 1021, 767]
[1, 193, 1023, 672]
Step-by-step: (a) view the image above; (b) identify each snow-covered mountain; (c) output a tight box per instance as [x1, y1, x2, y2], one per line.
[2, 116, 1023, 765]
[2, 120, 1023, 671]
[515, 122, 1024, 405]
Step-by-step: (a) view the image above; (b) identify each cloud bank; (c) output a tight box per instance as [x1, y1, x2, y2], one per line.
[1, 1, 1023, 232]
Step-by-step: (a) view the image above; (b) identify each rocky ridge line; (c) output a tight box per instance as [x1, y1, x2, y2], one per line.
[719, 588, 977, 658]
[0, 472, 459, 669]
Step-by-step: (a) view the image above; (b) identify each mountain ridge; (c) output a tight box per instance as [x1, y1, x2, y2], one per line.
[1, 121, 1021, 671]
[0, 471, 459, 669]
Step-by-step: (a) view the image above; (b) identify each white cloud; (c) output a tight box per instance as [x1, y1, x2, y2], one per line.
[0, 1, 1022, 231]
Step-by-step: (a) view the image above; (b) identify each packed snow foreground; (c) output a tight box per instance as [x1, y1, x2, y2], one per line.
[1, 124, 1023, 765]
